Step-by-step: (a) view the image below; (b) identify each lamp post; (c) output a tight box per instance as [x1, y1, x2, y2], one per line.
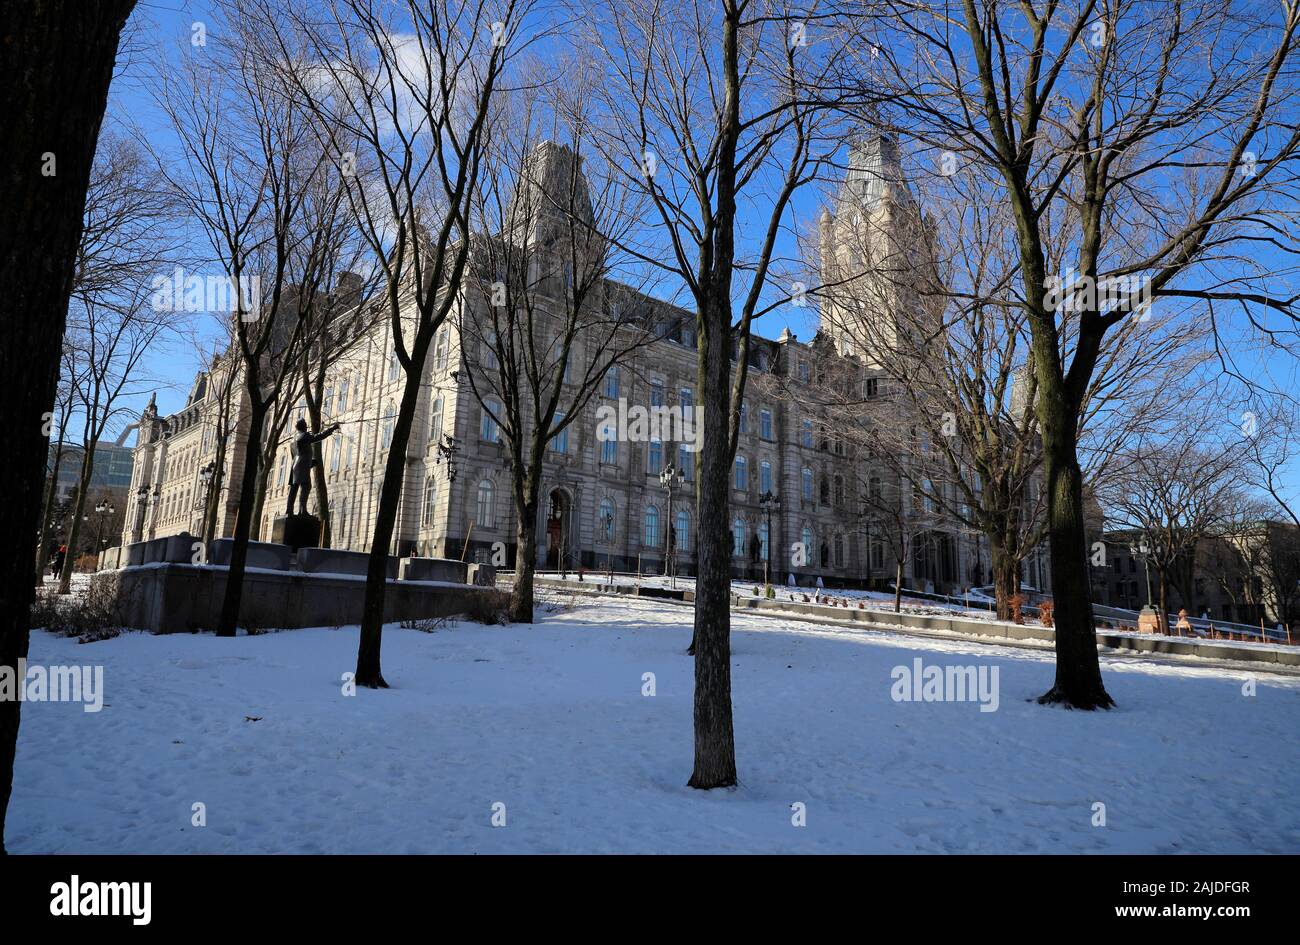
[432, 432, 460, 559]
[759, 489, 781, 590]
[601, 507, 615, 579]
[659, 463, 684, 589]
[94, 500, 115, 550]
[1130, 538, 1158, 632]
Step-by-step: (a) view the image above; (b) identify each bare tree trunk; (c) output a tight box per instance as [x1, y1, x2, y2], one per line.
[689, 305, 737, 790]
[1037, 411, 1114, 709]
[217, 400, 268, 637]
[509, 496, 539, 624]
[894, 559, 903, 613]
[0, 0, 136, 855]
[57, 456, 95, 593]
[355, 367, 425, 688]
[35, 441, 66, 585]
[990, 537, 1019, 622]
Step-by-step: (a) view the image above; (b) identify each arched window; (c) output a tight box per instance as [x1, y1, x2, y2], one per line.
[732, 518, 746, 557]
[381, 401, 396, 448]
[599, 497, 616, 539]
[422, 475, 437, 525]
[758, 522, 769, 562]
[801, 526, 813, 564]
[802, 467, 813, 501]
[429, 396, 444, 440]
[644, 506, 660, 547]
[834, 474, 845, 507]
[819, 475, 829, 504]
[475, 480, 494, 528]
[869, 475, 882, 502]
[675, 509, 690, 551]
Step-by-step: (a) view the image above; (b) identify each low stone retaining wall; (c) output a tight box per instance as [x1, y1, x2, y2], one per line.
[93, 563, 508, 634]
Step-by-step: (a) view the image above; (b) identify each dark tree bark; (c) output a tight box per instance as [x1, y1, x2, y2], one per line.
[0, 0, 137, 854]
[1036, 411, 1114, 709]
[217, 399, 268, 636]
[689, 299, 737, 789]
[355, 359, 430, 688]
[509, 491, 539, 624]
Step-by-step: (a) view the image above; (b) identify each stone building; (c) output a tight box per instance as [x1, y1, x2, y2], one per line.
[122, 137, 1033, 595]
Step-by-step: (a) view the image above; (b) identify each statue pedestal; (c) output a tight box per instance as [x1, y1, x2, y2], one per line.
[272, 514, 320, 552]
[1137, 606, 1161, 634]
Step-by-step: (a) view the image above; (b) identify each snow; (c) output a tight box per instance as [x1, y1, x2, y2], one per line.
[11, 593, 1300, 853]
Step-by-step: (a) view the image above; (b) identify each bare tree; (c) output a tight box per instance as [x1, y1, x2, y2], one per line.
[586, 0, 850, 788]
[808, 140, 1211, 620]
[458, 67, 658, 622]
[1100, 430, 1248, 633]
[151, 20, 355, 637]
[843, 0, 1300, 708]
[251, 0, 542, 685]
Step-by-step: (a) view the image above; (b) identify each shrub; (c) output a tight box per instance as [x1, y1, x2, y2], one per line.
[1038, 599, 1055, 628]
[30, 577, 127, 643]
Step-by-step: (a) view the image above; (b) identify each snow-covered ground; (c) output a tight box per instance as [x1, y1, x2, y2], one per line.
[11, 594, 1300, 853]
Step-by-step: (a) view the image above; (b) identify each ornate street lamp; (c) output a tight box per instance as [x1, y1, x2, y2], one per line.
[759, 489, 781, 590]
[659, 463, 684, 589]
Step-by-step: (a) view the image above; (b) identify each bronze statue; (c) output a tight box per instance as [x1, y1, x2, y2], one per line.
[286, 417, 341, 517]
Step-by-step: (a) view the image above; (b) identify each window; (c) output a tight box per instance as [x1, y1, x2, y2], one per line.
[650, 379, 665, 408]
[820, 476, 829, 504]
[739, 402, 748, 434]
[802, 526, 813, 562]
[865, 376, 878, 398]
[429, 396, 444, 440]
[801, 419, 814, 448]
[329, 441, 341, 474]
[802, 467, 813, 501]
[600, 427, 618, 465]
[323, 386, 334, 419]
[277, 452, 287, 487]
[675, 509, 689, 551]
[760, 460, 772, 494]
[475, 480, 495, 528]
[871, 539, 884, 570]
[599, 497, 615, 539]
[388, 351, 400, 382]
[481, 399, 501, 443]
[381, 401, 396, 449]
[603, 366, 620, 399]
[422, 476, 436, 525]
[732, 518, 746, 556]
[678, 444, 693, 480]
[551, 411, 568, 454]
[869, 476, 882, 502]
[834, 475, 845, 507]
[834, 534, 846, 567]
[798, 360, 810, 382]
[734, 456, 748, 491]
[484, 333, 499, 371]
[760, 408, 773, 440]
[433, 329, 449, 371]
[679, 387, 694, 421]
[644, 506, 660, 547]
[648, 438, 663, 474]
[759, 522, 769, 562]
